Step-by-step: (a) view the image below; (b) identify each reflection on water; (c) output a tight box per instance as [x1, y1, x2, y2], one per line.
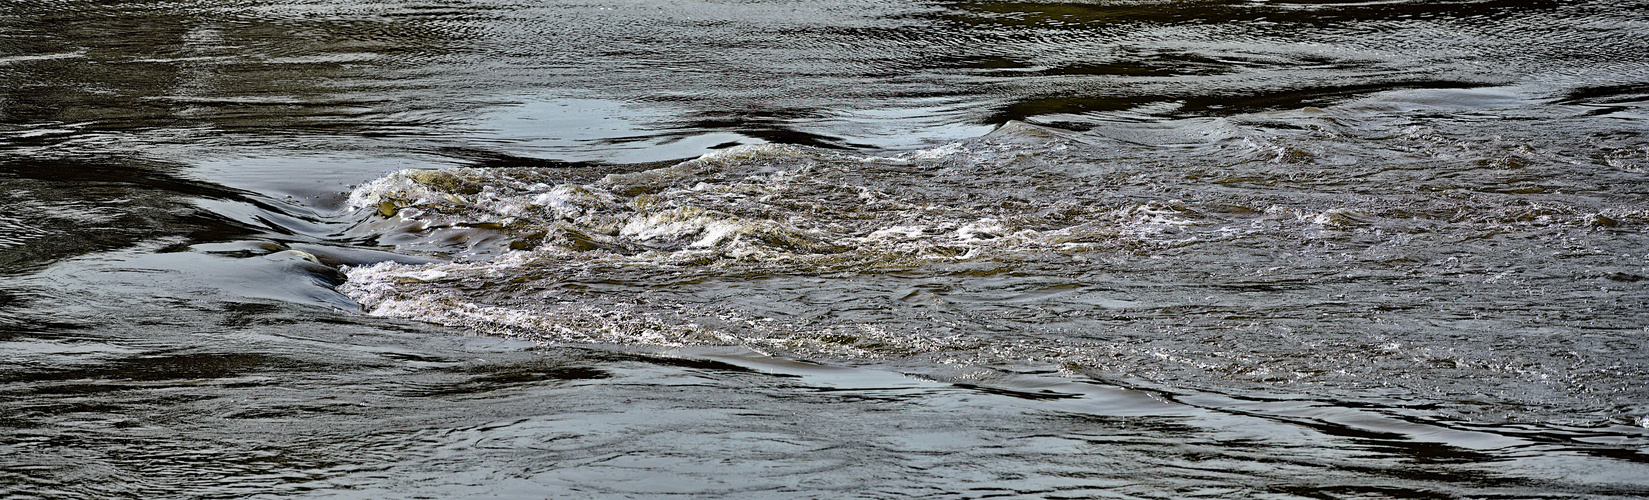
[2, 0, 1648, 498]
[11, 0, 1638, 165]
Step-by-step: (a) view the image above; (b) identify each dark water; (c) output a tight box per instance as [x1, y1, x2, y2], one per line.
[4, 0, 1649, 498]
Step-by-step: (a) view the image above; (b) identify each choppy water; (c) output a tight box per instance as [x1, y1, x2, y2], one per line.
[3, 0, 1649, 498]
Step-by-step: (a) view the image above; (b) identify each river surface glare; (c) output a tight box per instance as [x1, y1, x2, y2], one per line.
[3, 0, 1649, 498]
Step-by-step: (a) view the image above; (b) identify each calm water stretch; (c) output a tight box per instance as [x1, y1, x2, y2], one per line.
[3, 0, 1649, 498]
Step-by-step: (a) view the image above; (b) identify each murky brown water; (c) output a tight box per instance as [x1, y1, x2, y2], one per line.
[3, 1, 1648, 498]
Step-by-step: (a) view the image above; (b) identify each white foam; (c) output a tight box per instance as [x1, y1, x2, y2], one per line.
[865, 225, 927, 240]
[346, 169, 460, 212]
[956, 219, 1009, 242]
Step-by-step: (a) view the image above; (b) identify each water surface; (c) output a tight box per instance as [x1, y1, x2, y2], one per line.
[2, 0, 1648, 498]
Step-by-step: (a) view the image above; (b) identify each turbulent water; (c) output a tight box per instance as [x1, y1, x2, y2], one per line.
[4, 0, 1649, 498]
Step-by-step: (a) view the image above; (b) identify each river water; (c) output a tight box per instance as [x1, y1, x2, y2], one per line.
[3, 0, 1648, 498]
